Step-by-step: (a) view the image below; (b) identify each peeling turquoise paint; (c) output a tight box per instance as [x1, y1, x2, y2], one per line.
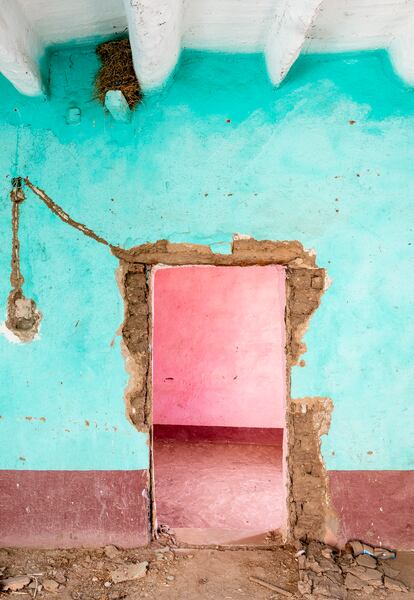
[0, 46, 413, 472]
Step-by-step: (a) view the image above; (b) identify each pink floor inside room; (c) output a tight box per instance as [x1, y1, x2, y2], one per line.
[151, 265, 287, 545]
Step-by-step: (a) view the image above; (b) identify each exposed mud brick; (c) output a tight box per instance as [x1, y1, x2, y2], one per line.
[288, 397, 334, 542]
[118, 264, 150, 430]
[286, 268, 325, 365]
[113, 238, 315, 267]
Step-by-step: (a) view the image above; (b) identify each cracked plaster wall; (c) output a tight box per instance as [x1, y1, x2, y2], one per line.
[0, 45, 413, 486]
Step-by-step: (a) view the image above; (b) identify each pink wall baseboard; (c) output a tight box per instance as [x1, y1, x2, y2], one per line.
[0, 470, 149, 548]
[1, 469, 412, 550]
[329, 470, 414, 550]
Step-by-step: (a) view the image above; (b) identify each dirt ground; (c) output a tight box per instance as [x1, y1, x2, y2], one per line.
[0, 544, 413, 600]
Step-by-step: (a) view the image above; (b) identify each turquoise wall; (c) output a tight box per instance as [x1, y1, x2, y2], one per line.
[0, 45, 413, 472]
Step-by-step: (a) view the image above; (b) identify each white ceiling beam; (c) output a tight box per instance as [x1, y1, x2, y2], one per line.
[389, 21, 414, 87]
[264, 0, 323, 86]
[0, 0, 44, 96]
[123, 0, 184, 91]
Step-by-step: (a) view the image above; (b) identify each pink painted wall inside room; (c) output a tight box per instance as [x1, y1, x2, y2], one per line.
[152, 265, 286, 428]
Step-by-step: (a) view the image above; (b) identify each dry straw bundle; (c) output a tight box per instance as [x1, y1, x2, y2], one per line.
[96, 38, 142, 109]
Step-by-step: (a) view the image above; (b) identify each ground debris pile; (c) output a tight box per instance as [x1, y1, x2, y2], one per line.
[297, 540, 409, 599]
[96, 38, 142, 109]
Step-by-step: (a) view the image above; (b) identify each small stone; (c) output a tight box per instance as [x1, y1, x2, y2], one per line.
[43, 578, 60, 592]
[384, 576, 409, 592]
[104, 545, 120, 560]
[356, 554, 377, 568]
[92, 576, 98, 582]
[54, 570, 66, 584]
[166, 575, 175, 581]
[104, 581, 112, 588]
[0, 575, 31, 591]
[110, 561, 148, 583]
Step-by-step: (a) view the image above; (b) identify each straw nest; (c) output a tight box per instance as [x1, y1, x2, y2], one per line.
[96, 38, 142, 108]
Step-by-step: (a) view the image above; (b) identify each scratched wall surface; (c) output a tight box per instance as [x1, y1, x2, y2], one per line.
[0, 44, 413, 546]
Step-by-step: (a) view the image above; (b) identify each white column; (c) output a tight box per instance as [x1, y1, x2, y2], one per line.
[264, 0, 323, 86]
[0, 0, 44, 96]
[123, 0, 184, 91]
[389, 21, 414, 87]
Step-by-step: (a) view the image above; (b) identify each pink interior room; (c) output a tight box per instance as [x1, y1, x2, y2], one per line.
[151, 264, 287, 545]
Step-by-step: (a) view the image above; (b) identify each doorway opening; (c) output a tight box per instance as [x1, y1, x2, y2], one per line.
[117, 238, 329, 546]
[151, 264, 287, 545]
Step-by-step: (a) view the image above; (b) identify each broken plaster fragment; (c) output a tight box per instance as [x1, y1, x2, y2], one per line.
[6, 289, 41, 343]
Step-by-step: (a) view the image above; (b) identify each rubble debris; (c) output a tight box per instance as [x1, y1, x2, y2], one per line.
[110, 561, 148, 583]
[0, 575, 31, 591]
[297, 540, 409, 598]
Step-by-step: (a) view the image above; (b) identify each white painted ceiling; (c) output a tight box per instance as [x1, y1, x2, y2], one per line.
[15, 0, 414, 52]
[18, 0, 127, 45]
[1, 0, 414, 96]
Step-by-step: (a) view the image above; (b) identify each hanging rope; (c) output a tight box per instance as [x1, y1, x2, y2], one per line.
[10, 178, 25, 292]
[24, 178, 117, 249]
